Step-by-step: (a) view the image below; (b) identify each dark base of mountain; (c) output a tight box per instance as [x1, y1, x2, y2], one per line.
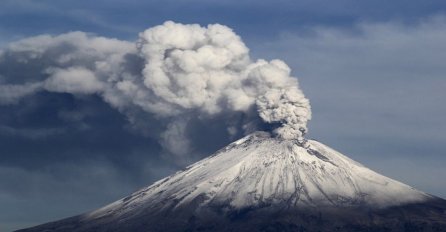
[17, 198, 446, 232]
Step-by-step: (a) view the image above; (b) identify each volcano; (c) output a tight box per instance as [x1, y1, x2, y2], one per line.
[17, 132, 446, 232]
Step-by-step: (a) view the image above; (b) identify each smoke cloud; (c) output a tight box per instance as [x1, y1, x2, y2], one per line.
[0, 21, 311, 159]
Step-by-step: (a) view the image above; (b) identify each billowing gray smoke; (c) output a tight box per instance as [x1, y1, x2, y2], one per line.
[0, 21, 311, 161]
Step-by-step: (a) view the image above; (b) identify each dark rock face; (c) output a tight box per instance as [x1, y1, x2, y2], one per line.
[16, 198, 446, 232]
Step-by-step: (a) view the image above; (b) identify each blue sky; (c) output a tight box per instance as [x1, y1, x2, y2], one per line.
[1, 0, 446, 231]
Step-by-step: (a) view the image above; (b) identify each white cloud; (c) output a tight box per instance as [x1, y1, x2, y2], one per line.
[44, 67, 104, 94]
[0, 21, 313, 158]
[133, 21, 311, 138]
[0, 82, 42, 104]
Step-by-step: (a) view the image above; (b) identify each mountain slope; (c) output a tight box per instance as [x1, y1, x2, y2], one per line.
[17, 132, 446, 232]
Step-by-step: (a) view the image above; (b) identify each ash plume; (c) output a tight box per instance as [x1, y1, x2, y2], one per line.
[0, 21, 311, 160]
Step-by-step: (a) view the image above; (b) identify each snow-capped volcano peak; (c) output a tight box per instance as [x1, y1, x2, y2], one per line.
[87, 132, 429, 220]
[18, 132, 446, 232]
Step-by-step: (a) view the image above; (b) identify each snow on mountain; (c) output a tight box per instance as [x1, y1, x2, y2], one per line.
[16, 131, 446, 232]
[86, 131, 430, 221]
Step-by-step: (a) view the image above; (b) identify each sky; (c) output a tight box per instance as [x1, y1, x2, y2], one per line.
[1, 0, 446, 231]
